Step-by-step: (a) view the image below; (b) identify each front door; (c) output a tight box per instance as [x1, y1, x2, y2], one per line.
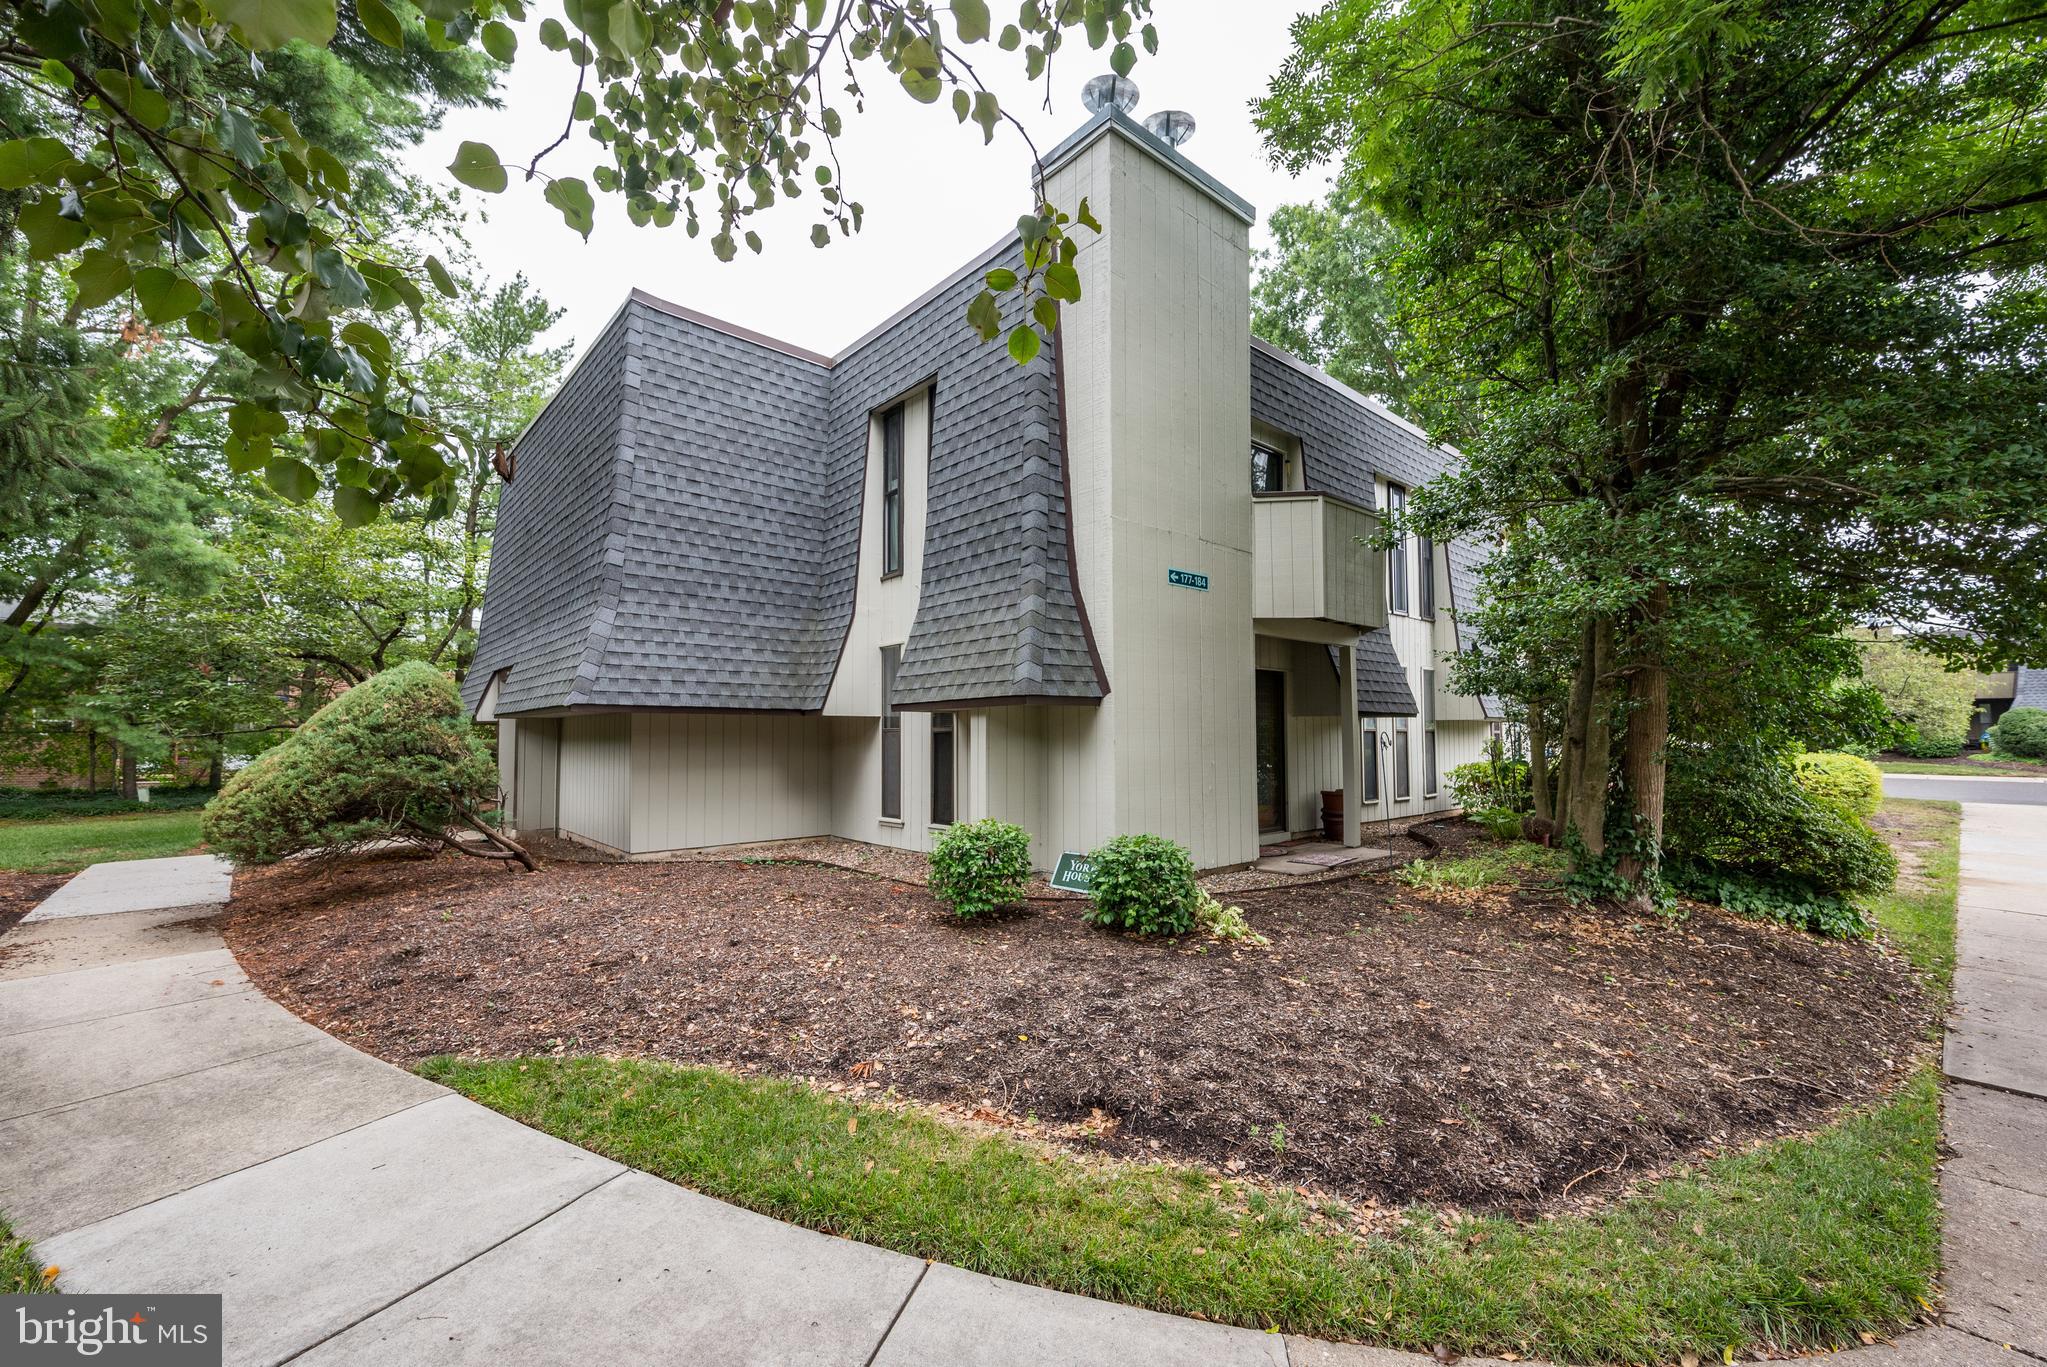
[1255, 670, 1287, 832]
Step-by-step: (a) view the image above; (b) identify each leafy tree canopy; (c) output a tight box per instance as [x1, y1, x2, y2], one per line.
[1, 0, 1153, 520]
[1259, 0, 2047, 898]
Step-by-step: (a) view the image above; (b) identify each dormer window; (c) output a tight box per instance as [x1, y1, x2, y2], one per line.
[1251, 441, 1287, 493]
[880, 402, 906, 578]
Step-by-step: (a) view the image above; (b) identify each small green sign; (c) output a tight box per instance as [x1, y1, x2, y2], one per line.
[1049, 851, 1096, 894]
[1167, 568, 1209, 591]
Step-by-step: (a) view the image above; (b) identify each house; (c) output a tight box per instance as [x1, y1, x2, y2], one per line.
[462, 103, 1500, 872]
[1975, 666, 2047, 744]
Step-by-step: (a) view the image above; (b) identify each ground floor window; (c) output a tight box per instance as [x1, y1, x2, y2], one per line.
[1394, 718, 1412, 800]
[1361, 721, 1380, 802]
[880, 646, 902, 820]
[1422, 669, 1439, 797]
[931, 711, 955, 825]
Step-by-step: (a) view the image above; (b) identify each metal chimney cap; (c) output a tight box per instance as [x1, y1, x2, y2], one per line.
[1144, 109, 1196, 147]
[1082, 73, 1141, 115]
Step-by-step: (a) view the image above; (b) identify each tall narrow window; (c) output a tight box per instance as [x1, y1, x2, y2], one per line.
[1394, 717, 1413, 800]
[1250, 442, 1287, 493]
[1422, 669, 1439, 797]
[1417, 534, 1436, 619]
[880, 646, 902, 819]
[1361, 721, 1380, 803]
[930, 712, 956, 826]
[1385, 483, 1410, 614]
[880, 402, 905, 578]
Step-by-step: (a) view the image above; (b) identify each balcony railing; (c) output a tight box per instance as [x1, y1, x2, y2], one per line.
[1251, 491, 1384, 630]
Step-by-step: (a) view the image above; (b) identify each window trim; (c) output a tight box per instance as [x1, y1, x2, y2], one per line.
[1385, 482, 1410, 615]
[879, 402, 905, 580]
[880, 645, 902, 820]
[1417, 533, 1436, 620]
[1250, 441, 1289, 494]
[1422, 668, 1439, 797]
[930, 710, 956, 827]
[1393, 716, 1413, 801]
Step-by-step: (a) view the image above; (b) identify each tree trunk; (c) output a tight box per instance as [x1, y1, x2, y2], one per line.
[1528, 703, 1553, 824]
[118, 746, 138, 801]
[86, 727, 98, 791]
[1563, 616, 1616, 859]
[206, 751, 223, 790]
[1614, 587, 1671, 903]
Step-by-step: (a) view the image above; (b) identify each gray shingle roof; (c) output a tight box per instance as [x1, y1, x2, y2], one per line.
[2015, 667, 2047, 711]
[1352, 630, 1416, 717]
[464, 242, 1104, 717]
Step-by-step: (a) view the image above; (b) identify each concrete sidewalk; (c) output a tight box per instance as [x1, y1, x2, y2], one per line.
[1, 815, 2042, 1366]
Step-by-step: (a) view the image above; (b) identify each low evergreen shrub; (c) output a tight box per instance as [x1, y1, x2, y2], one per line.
[928, 818, 1032, 919]
[1894, 730, 1965, 758]
[0, 786, 214, 822]
[1992, 707, 2047, 759]
[203, 662, 532, 869]
[1083, 833, 1199, 936]
[1794, 751, 1884, 818]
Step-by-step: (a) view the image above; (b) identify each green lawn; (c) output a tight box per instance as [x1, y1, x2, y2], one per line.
[1, 1213, 52, 1294]
[0, 810, 206, 875]
[423, 813, 1957, 1366]
[1868, 799, 1961, 1008]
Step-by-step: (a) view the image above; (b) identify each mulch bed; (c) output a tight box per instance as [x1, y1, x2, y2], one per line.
[0, 872, 66, 938]
[224, 828, 1929, 1215]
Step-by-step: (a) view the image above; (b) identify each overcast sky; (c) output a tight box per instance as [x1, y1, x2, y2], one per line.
[399, 2, 1332, 359]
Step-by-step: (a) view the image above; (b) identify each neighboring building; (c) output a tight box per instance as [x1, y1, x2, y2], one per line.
[464, 105, 1499, 871]
[1984, 666, 2047, 742]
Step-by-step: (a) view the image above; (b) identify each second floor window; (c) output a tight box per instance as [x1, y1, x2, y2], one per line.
[1251, 442, 1287, 493]
[1386, 483, 1410, 613]
[881, 402, 905, 578]
[1418, 534, 1436, 619]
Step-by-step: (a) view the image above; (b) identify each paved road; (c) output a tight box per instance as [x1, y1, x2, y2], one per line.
[1884, 773, 2047, 805]
[2, 831, 2042, 1366]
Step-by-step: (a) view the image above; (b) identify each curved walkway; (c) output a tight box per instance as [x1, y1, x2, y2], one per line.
[1, 799, 2041, 1366]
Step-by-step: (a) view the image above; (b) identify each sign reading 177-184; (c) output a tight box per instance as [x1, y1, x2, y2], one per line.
[1167, 568, 1209, 591]
[1049, 851, 1097, 894]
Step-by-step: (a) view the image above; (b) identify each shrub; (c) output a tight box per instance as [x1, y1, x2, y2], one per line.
[1473, 806, 1526, 842]
[203, 662, 532, 870]
[1084, 833, 1198, 936]
[1992, 707, 2047, 759]
[0, 786, 214, 822]
[1193, 889, 1268, 945]
[1664, 745, 1895, 936]
[1859, 639, 1978, 746]
[1446, 759, 1529, 813]
[1894, 730, 1965, 758]
[1794, 751, 1884, 819]
[928, 818, 1032, 919]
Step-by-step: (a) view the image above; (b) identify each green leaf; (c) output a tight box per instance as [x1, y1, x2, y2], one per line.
[998, 24, 1020, 51]
[340, 320, 393, 366]
[133, 266, 205, 323]
[264, 456, 319, 502]
[1075, 197, 1100, 233]
[967, 289, 1001, 341]
[424, 254, 459, 298]
[358, 0, 404, 46]
[1007, 324, 1041, 365]
[538, 16, 568, 48]
[897, 36, 942, 103]
[810, 223, 830, 248]
[70, 248, 131, 310]
[211, 0, 337, 50]
[607, 0, 650, 56]
[971, 91, 1000, 144]
[545, 176, 596, 238]
[1110, 40, 1136, 78]
[1033, 295, 1060, 335]
[481, 19, 518, 61]
[1044, 261, 1081, 303]
[18, 195, 88, 260]
[954, 0, 990, 43]
[0, 137, 71, 191]
[448, 141, 508, 193]
[214, 107, 266, 167]
[984, 267, 1018, 291]
[333, 484, 381, 527]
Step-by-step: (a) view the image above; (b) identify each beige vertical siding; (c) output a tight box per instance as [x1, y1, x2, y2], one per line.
[1043, 120, 1260, 871]
[558, 714, 630, 851]
[823, 387, 931, 718]
[628, 712, 836, 853]
[512, 718, 559, 834]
